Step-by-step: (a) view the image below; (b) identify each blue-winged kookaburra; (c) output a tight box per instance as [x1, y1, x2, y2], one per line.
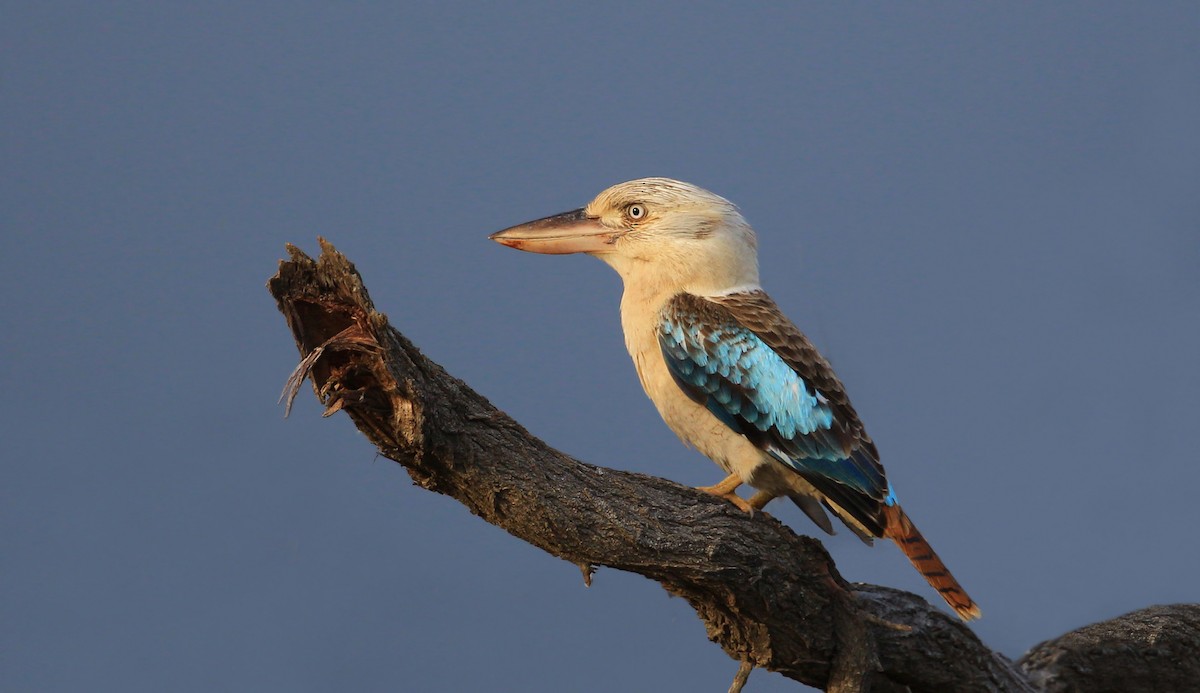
[490, 177, 980, 620]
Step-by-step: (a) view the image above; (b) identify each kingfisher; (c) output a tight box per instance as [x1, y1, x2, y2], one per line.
[489, 178, 980, 620]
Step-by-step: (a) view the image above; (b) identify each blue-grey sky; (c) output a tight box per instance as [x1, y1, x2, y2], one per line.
[4, 3, 1198, 691]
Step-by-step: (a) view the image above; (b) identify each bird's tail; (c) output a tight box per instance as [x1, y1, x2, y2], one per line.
[883, 504, 981, 621]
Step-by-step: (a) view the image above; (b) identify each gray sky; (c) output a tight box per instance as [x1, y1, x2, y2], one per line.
[4, 3, 1198, 691]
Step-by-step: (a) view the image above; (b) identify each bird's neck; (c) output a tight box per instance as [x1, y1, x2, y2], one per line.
[618, 281, 675, 329]
[617, 277, 761, 352]
[608, 258, 759, 300]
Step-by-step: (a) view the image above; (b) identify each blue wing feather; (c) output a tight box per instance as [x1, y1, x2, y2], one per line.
[658, 293, 892, 505]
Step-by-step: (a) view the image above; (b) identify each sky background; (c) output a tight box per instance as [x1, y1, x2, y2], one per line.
[4, 3, 1199, 691]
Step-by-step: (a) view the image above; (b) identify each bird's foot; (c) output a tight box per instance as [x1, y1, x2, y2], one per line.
[696, 475, 754, 513]
[747, 490, 779, 511]
[697, 487, 755, 513]
[697, 473, 743, 497]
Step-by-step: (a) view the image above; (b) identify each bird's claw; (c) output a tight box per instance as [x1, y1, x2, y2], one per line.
[696, 474, 758, 514]
[696, 486, 755, 514]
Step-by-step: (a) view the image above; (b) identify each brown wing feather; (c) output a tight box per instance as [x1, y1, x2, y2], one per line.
[709, 290, 888, 491]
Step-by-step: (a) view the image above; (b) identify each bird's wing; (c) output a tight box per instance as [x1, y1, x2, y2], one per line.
[658, 290, 892, 535]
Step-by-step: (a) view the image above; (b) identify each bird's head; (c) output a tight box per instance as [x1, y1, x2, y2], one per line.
[490, 178, 760, 295]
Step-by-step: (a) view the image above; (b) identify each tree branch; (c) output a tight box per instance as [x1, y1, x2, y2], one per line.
[268, 240, 1196, 692]
[1018, 604, 1200, 692]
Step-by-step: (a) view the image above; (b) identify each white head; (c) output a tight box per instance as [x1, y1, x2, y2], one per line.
[490, 178, 760, 296]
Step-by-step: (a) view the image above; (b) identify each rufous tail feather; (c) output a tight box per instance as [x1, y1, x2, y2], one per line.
[883, 504, 981, 621]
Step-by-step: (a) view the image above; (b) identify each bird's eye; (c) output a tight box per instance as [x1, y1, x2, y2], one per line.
[626, 204, 647, 221]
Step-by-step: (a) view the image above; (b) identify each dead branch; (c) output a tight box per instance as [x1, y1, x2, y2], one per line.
[268, 240, 1197, 692]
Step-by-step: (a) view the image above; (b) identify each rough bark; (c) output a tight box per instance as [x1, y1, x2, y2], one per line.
[1018, 604, 1200, 692]
[268, 240, 1198, 692]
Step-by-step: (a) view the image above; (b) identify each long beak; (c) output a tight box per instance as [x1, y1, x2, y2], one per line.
[489, 208, 620, 255]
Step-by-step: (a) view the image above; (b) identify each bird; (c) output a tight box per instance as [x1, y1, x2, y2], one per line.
[489, 177, 980, 620]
